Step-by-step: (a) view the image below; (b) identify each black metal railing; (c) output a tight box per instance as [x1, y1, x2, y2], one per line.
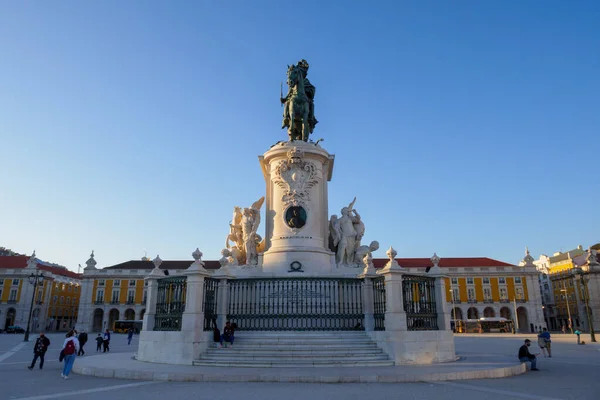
[372, 276, 386, 331]
[227, 278, 364, 331]
[154, 276, 187, 331]
[402, 275, 438, 331]
[203, 278, 219, 331]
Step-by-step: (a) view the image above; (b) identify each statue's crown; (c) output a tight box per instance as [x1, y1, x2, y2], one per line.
[297, 59, 309, 71]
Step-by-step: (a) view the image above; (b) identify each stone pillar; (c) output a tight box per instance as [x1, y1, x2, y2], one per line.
[358, 266, 377, 332]
[180, 261, 210, 334]
[76, 251, 98, 332]
[427, 266, 451, 331]
[259, 141, 336, 275]
[141, 257, 164, 332]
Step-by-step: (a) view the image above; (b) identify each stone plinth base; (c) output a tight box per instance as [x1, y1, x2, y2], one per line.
[367, 330, 456, 364]
[137, 330, 212, 365]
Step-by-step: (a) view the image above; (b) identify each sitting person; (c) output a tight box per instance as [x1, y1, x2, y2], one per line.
[518, 339, 539, 371]
[220, 321, 235, 348]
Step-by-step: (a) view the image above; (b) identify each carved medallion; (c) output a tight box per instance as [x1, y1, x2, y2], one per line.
[273, 147, 318, 209]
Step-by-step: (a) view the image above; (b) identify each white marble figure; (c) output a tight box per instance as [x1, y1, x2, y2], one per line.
[241, 197, 265, 265]
[362, 251, 375, 275]
[354, 241, 379, 267]
[219, 248, 232, 268]
[328, 214, 340, 252]
[332, 198, 364, 265]
[225, 197, 265, 266]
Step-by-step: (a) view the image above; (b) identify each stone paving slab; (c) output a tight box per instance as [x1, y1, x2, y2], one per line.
[73, 352, 525, 383]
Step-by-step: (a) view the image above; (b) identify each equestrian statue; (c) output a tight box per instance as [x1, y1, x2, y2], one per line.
[281, 59, 318, 142]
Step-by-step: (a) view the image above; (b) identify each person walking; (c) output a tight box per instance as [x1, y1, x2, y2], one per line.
[103, 329, 111, 352]
[540, 328, 552, 357]
[95, 334, 103, 352]
[61, 331, 80, 379]
[28, 332, 50, 370]
[575, 329, 581, 344]
[77, 331, 88, 356]
[127, 328, 134, 345]
[518, 339, 540, 371]
[537, 330, 548, 357]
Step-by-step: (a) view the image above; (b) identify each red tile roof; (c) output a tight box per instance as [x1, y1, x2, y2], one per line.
[102, 257, 513, 270]
[372, 257, 514, 269]
[0, 256, 81, 279]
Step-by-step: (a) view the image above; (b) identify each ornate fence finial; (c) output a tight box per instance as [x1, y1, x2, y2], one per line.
[383, 246, 401, 270]
[431, 252, 441, 267]
[362, 252, 376, 275]
[189, 248, 208, 272]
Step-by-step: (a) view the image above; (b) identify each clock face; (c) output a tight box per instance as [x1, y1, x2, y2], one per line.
[285, 206, 307, 229]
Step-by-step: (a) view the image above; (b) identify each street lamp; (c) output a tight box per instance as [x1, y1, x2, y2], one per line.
[573, 267, 596, 343]
[560, 288, 574, 334]
[24, 271, 45, 342]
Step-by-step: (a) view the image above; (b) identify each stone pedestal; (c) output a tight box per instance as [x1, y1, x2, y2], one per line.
[259, 141, 336, 276]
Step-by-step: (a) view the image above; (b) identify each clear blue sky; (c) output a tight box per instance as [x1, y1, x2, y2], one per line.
[1, 1, 598, 271]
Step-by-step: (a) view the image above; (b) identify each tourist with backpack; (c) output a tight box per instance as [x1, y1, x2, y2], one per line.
[28, 332, 50, 370]
[61, 331, 80, 379]
[103, 329, 111, 352]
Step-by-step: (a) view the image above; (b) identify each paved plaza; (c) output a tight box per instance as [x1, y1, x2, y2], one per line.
[0, 332, 598, 400]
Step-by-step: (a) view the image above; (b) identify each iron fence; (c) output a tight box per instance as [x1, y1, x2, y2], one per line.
[402, 275, 438, 331]
[203, 277, 219, 331]
[154, 276, 187, 331]
[372, 276, 386, 331]
[227, 278, 364, 331]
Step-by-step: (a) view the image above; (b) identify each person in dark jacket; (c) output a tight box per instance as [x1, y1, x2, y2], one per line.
[127, 328, 134, 345]
[28, 332, 51, 370]
[77, 331, 88, 356]
[95, 333, 104, 352]
[518, 339, 540, 371]
[103, 329, 111, 352]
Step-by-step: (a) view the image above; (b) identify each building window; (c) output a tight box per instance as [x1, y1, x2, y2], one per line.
[12, 279, 19, 286]
[514, 277, 522, 284]
[68, 285, 72, 292]
[0, 289, 3, 300]
[98, 279, 105, 287]
[0, 278, 4, 285]
[466, 277, 474, 285]
[129, 280, 136, 287]
[73, 297, 77, 305]
[499, 277, 506, 285]
[127, 290, 135, 304]
[9, 289, 18, 301]
[144, 280, 148, 287]
[53, 296, 58, 304]
[569, 280, 573, 287]
[113, 280, 121, 287]
[142, 290, 148, 304]
[467, 288, 476, 301]
[74, 286, 78, 293]
[66, 297, 71, 305]
[483, 277, 490, 285]
[483, 287, 492, 301]
[96, 289, 104, 303]
[36, 290, 43, 302]
[500, 288, 508, 300]
[111, 290, 120, 303]
[515, 287, 524, 300]
[60, 296, 64, 305]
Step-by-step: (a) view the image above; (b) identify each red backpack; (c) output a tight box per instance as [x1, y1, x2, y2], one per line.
[64, 339, 75, 355]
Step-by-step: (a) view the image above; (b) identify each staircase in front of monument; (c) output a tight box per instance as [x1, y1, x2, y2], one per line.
[192, 331, 394, 367]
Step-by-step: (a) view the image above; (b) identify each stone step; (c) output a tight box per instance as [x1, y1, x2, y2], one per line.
[198, 354, 390, 362]
[231, 338, 377, 344]
[210, 343, 381, 350]
[205, 348, 384, 355]
[192, 360, 395, 368]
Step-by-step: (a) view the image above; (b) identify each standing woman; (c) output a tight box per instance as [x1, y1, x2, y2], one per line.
[61, 331, 80, 379]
